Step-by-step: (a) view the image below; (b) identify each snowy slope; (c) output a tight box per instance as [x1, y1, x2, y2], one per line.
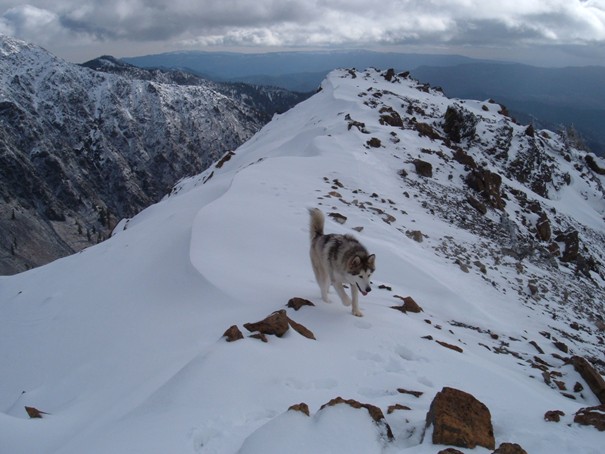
[1, 69, 604, 454]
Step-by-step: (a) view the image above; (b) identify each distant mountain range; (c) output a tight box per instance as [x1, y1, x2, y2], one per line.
[124, 50, 605, 154]
[0, 35, 305, 275]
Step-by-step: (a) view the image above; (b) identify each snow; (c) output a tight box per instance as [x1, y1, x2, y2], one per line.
[1, 68, 604, 454]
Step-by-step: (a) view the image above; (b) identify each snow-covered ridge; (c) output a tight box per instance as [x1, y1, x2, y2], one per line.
[1, 67, 603, 453]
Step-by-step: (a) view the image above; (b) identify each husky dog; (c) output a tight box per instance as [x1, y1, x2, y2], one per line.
[308, 208, 376, 317]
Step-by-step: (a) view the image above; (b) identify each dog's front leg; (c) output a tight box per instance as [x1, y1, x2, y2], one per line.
[350, 285, 363, 317]
[334, 282, 352, 307]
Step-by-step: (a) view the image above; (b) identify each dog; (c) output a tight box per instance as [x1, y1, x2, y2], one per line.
[308, 208, 375, 317]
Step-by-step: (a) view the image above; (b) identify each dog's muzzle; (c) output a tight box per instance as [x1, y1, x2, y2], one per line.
[357, 283, 371, 296]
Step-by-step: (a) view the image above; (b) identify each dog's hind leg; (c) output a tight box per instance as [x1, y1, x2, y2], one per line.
[312, 260, 331, 303]
[334, 282, 352, 307]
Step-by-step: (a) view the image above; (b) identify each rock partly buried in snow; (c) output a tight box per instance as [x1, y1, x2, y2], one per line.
[544, 410, 565, 422]
[286, 297, 315, 311]
[320, 397, 394, 441]
[222, 325, 244, 342]
[493, 442, 528, 453]
[243, 309, 316, 341]
[391, 295, 423, 313]
[425, 387, 495, 450]
[569, 356, 605, 404]
[244, 310, 290, 337]
[413, 159, 433, 178]
[574, 405, 605, 431]
[25, 406, 48, 419]
[288, 402, 310, 416]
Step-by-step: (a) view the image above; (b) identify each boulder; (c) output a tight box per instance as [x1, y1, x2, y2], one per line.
[413, 159, 433, 178]
[569, 356, 605, 404]
[554, 230, 579, 263]
[536, 213, 552, 242]
[544, 410, 565, 422]
[465, 168, 504, 210]
[425, 387, 495, 450]
[574, 404, 605, 431]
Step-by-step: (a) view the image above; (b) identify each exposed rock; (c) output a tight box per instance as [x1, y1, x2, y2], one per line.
[287, 317, 316, 340]
[493, 442, 528, 454]
[574, 404, 605, 431]
[367, 137, 382, 148]
[443, 105, 477, 143]
[554, 230, 579, 263]
[387, 404, 411, 414]
[467, 195, 487, 215]
[391, 295, 424, 313]
[328, 212, 347, 224]
[553, 341, 569, 354]
[569, 356, 605, 404]
[286, 297, 315, 311]
[425, 387, 495, 450]
[244, 310, 290, 337]
[320, 397, 394, 440]
[536, 213, 552, 242]
[406, 230, 424, 243]
[25, 406, 48, 419]
[585, 154, 605, 175]
[223, 325, 244, 342]
[379, 106, 404, 127]
[437, 449, 464, 454]
[397, 388, 424, 398]
[249, 332, 268, 343]
[452, 148, 477, 169]
[413, 159, 433, 178]
[465, 168, 504, 210]
[288, 402, 310, 416]
[436, 340, 464, 353]
[345, 114, 369, 133]
[544, 410, 565, 422]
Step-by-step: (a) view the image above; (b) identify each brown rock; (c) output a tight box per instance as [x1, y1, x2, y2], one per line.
[465, 168, 504, 210]
[391, 295, 424, 313]
[425, 387, 495, 450]
[387, 404, 411, 414]
[544, 410, 565, 422]
[493, 442, 528, 454]
[554, 230, 579, 263]
[570, 356, 605, 404]
[328, 212, 347, 224]
[244, 310, 289, 337]
[397, 388, 423, 398]
[536, 213, 552, 242]
[467, 195, 487, 215]
[405, 230, 424, 243]
[288, 402, 310, 416]
[574, 404, 605, 431]
[249, 332, 268, 342]
[25, 406, 48, 419]
[320, 397, 394, 440]
[287, 317, 316, 340]
[452, 148, 476, 169]
[437, 449, 464, 454]
[286, 297, 315, 311]
[413, 159, 433, 178]
[436, 340, 464, 353]
[223, 325, 244, 342]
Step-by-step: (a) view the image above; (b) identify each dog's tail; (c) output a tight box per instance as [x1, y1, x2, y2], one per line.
[308, 208, 324, 240]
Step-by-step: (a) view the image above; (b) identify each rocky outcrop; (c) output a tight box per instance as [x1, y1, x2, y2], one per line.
[570, 356, 605, 403]
[425, 387, 495, 450]
[465, 168, 504, 210]
[242, 309, 316, 341]
[574, 405, 605, 431]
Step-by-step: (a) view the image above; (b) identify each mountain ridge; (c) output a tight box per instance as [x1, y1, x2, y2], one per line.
[1, 64, 604, 452]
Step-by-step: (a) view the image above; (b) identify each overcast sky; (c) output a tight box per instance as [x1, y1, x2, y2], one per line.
[1, 0, 604, 65]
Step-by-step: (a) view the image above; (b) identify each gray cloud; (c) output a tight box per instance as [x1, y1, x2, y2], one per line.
[1, 0, 604, 63]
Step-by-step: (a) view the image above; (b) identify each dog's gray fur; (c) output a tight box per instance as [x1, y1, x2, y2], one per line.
[308, 208, 376, 317]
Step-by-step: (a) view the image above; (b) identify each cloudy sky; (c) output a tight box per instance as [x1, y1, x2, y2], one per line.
[1, 0, 604, 65]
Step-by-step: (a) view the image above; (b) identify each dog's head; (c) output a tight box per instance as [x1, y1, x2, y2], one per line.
[348, 254, 376, 296]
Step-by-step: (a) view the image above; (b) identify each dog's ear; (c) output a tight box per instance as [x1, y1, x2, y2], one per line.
[367, 254, 376, 268]
[350, 255, 361, 268]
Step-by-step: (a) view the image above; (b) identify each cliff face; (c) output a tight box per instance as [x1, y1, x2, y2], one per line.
[0, 36, 305, 274]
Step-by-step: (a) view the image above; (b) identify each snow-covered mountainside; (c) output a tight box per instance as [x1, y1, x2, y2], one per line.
[1, 68, 604, 453]
[0, 35, 305, 275]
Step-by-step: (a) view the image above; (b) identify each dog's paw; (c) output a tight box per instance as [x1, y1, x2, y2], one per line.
[322, 296, 332, 304]
[352, 310, 364, 317]
[341, 298, 352, 307]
